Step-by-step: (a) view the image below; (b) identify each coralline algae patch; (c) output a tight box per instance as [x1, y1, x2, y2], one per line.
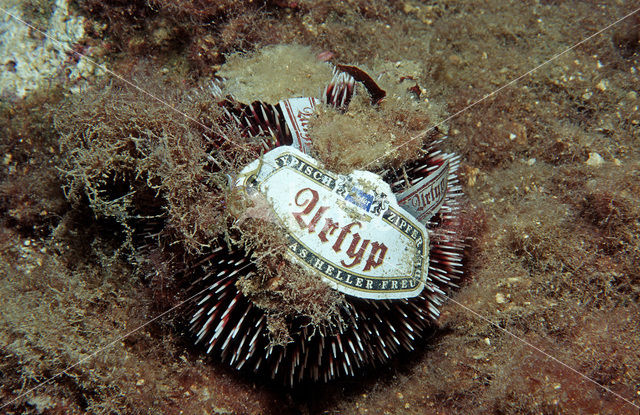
[0, 0, 102, 98]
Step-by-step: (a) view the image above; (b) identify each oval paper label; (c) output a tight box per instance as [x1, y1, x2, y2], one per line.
[235, 146, 429, 300]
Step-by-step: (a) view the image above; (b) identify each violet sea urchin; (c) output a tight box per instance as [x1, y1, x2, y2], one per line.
[184, 51, 464, 386]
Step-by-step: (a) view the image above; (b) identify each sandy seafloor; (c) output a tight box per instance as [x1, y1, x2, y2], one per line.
[1, 0, 639, 414]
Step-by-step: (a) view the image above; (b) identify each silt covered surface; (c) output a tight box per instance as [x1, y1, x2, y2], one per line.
[0, 0, 639, 414]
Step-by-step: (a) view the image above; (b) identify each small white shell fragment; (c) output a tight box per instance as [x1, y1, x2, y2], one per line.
[595, 79, 608, 91]
[586, 152, 604, 167]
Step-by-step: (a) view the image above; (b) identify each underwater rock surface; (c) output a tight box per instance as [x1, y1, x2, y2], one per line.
[0, 0, 102, 98]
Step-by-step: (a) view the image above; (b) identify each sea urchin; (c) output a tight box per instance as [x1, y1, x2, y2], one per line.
[183, 48, 464, 386]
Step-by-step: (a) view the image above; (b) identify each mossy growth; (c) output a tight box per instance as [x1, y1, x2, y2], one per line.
[218, 44, 334, 103]
[308, 91, 432, 174]
[54, 63, 352, 346]
[213, 183, 346, 344]
[55, 71, 253, 256]
[232, 214, 346, 346]
[219, 44, 448, 175]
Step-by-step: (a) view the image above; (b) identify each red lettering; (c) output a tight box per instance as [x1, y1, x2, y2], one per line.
[290, 187, 390, 273]
[332, 222, 360, 253]
[292, 187, 318, 229]
[341, 233, 370, 268]
[318, 218, 340, 242]
[363, 242, 387, 271]
[307, 206, 328, 233]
